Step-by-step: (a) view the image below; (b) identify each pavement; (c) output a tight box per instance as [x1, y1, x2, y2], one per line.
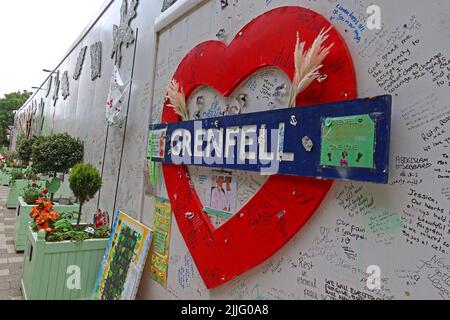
[0, 185, 24, 300]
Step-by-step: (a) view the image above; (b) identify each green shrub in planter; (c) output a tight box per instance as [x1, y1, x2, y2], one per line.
[21, 226, 108, 300]
[3, 149, 18, 167]
[7, 180, 46, 209]
[22, 182, 45, 205]
[9, 168, 24, 185]
[14, 197, 80, 252]
[20, 174, 109, 299]
[32, 133, 84, 201]
[69, 163, 102, 226]
[17, 136, 45, 163]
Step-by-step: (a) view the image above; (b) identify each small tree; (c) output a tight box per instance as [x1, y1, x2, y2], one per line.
[3, 148, 18, 167]
[32, 133, 84, 201]
[17, 135, 45, 163]
[69, 163, 102, 226]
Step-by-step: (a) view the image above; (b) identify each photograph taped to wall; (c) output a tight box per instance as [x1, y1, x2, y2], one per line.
[149, 128, 167, 160]
[208, 171, 237, 215]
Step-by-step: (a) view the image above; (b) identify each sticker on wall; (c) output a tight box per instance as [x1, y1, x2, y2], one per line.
[92, 211, 152, 300]
[105, 66, 130, 127]
[150, 197, 172, 288]
[156, 6, 361, 289]
[320, 114, 376, 169]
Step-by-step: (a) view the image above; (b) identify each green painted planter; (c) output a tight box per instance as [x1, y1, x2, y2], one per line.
[21, 226, 108, 300]
[7, 180, 46, 209]
[0, 170, 11, 186]
[14, 197, 81, 252]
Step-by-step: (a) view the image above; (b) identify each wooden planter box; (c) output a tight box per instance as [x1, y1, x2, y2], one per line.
[21, 226, 108, 300]
[7, 180, 46, 209]
[14, 197, 81, 252]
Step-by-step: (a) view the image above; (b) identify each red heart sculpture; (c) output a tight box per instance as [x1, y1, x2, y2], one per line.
[161, 6, 357, 289]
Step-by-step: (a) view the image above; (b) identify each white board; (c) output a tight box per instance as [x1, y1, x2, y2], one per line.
[139, 0, 450, 300]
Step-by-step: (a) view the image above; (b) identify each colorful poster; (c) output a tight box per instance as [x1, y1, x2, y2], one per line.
[145, 129, 167, 196]
[150, 197, 172, 288]
[92, 211, 152, 300]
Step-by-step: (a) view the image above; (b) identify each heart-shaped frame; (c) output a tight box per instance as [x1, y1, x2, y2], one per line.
[161, 6, 357, 289]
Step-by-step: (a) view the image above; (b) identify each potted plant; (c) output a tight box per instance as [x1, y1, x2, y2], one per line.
[0, 147, 10, 185]
[0, 149, 19, 186]
[14, 183, 83, 252]
[7, 168, 45, 209]
[69, 163, 102, 226]
[31, 133, 84, 202]
[5, 137, 46, 208]
[17, 135, 43, 166]
[21, 163, 109, 300]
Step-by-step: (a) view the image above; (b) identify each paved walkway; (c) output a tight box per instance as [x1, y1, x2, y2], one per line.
[0, 186, 24, 300]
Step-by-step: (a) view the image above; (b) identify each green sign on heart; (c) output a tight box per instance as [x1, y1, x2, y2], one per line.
[320, 114, 375, 169]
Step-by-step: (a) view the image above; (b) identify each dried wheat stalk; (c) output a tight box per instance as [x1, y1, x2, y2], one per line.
[288, 27, 334, 107]
[167, 79, 189, 121]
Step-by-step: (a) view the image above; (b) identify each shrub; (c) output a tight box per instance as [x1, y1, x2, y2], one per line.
[32, 133, 84, 201]
[32, 133, 84, 176]
[69, 163, 102, 226]
[3, 149, 19, 167]
[9, 168, 24, 185]
[17, 136, 37, 162]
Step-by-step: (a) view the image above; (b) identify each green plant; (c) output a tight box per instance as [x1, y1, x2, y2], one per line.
[23, 182, 47, 205]
[69, 163, 102, 226]
[16, 132, 25, 145]
[32, 133, 84, 176]
[3, 148, 18, 167]
[23, 164, 40, 180]
[17, 135, 46, 162]
[9, 168, 24, 185]
[32, 133, 84, 200]
[45, 211, 109, 242]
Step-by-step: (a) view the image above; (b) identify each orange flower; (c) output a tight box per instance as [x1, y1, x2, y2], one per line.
[30, 197, 59, 235]
[37, 222, 49, 230]
[30, 207, 40, 219]
[43, 200, 53, 212]
[48, 211, 59, 220]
